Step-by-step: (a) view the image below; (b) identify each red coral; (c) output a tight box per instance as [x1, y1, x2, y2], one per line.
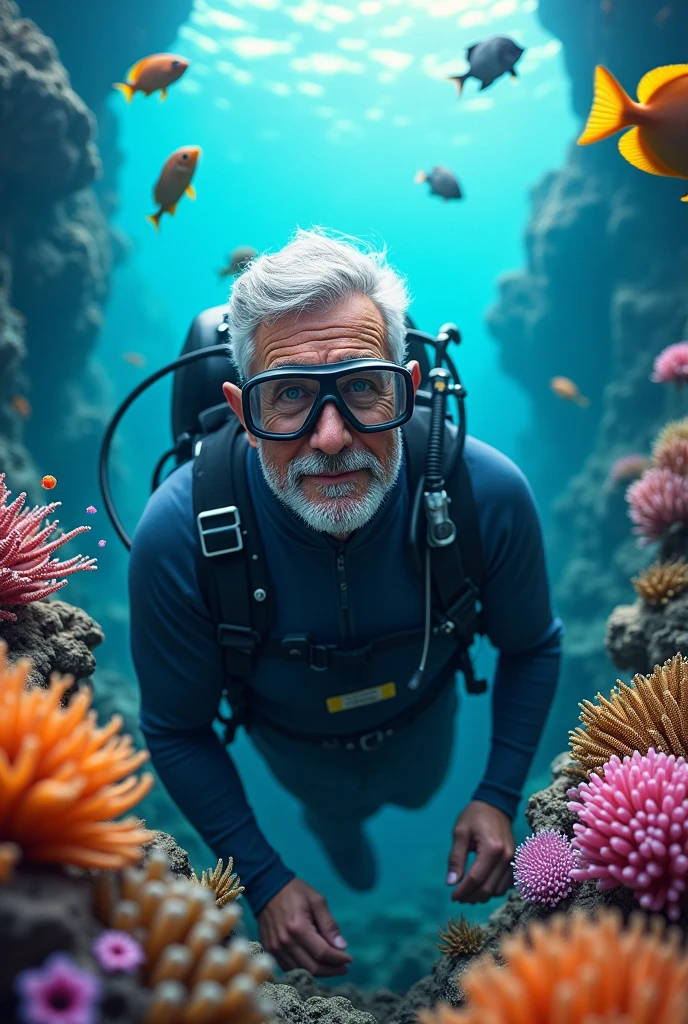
[626, 467, 688, 543]
[0, 473, 97, 621]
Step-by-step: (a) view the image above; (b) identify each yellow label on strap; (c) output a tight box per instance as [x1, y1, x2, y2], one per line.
[326, 682, 396, 713]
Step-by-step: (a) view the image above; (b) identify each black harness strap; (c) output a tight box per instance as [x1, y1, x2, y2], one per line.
[192, 416, 272, 740]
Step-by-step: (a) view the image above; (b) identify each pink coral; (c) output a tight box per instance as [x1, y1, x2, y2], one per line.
[567, 748, 688, 921]
[0, 473, 97, 621]
[92, 930, 145, 973]
[651, 341, 688, 385]
[14, 952, 102, 1024]
[608, 453, 650, 486]
[626, 467, 688, 543]
[511, 829, 579, 907]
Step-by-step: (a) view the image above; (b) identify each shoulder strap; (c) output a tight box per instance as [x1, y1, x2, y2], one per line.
[192, 416, 271, 738]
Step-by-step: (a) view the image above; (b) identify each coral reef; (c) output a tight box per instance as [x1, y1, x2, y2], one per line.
[651, 342, 688, 386]
[420, 909, 688, 1023]
[190, 858, 245, 909]
[511, 829, 579, 907]
[568, 748, 688, 920]
[568, 655, 688, 775]
[0, 639, 155, 869]
[436, 919, 486, 959]
[608, 453, 650, 486]
[0, 472, 97, 620]
[627, 467, 688, 543]
[607, 590, 688, 676]
[632, 559, 688, 606]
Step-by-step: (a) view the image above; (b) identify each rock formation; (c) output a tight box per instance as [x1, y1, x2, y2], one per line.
[486, 0, 688, 773]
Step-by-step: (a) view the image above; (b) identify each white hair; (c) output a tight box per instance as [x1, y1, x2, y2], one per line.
[226, 227, 410, 381]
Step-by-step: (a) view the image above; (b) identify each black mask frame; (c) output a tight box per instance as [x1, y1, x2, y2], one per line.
[241, 358, 416, 440]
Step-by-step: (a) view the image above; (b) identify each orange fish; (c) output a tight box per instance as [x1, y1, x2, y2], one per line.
[147, 146, 201, 232]
[11, 394, 31, 418]
[123, 351, 146, 367]
[550, 376, 589, 408]
[113, 53, 189, 103]
[41, 475, 57, 489]
[578, 64, 688, 200]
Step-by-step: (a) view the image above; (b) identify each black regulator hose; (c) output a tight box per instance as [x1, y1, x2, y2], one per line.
[99, 343, 233, 551]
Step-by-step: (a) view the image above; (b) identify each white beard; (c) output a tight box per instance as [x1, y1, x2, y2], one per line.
[257, 430, 402, 535]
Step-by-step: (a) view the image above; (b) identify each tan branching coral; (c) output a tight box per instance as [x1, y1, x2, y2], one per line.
[632, 560, 688, 606]
[568, 654, 688, 777]
[420, 909, 688, 1024]
[437, 917, 486, 958]
[654, 437, 688, 475]
[0, 639, 155, 868]
[653, 417, 688, 461]
[191, 857, 245, 908]
[0, 840, 20, 882]
[94, 849, 275, 1024]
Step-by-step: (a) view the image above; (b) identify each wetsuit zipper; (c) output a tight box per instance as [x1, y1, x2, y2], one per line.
[336, 547, 351, 637]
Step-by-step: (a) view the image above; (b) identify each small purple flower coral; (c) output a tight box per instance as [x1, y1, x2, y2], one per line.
[511, 829, 579, 907]
[92, 930, 145, 973]
[14, 953, 102, 1024]
[651, 341, 688, 385]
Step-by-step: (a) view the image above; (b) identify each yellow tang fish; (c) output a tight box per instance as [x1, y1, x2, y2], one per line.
[550, 376, 589, 408]
[113, 53, 189, 103]
[147, 146, 201, 232]
[579, 64, 688, 200]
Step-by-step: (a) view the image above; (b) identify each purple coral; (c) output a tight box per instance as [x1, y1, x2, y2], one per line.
[0, 473, 97, 621]
[651, 341, 688, 385]
[626, 467, 688, 543]
[567, 748, 688, 921]
[511, 829, 579, 907]
[92, 930, 145, 973]
[14, 953, 102, 1024]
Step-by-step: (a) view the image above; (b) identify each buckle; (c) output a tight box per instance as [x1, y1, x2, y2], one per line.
[197, 505, 244, 557]
[443, 582, 480, 637]
[359, 729, 385, 752]
[281, 635, 335, 671]
[217, 623, 260, 655]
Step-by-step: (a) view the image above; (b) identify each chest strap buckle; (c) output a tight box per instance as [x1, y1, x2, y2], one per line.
[281, 634, 336, 671]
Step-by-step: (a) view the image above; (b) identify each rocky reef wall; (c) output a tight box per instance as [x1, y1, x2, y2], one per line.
[487, 0, 688, 771]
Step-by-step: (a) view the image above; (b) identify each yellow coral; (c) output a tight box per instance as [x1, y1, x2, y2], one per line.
[94, 849, 275, 1024]
[191, 857, 245, 908]
[653, 417, 688, 461]
[420, 909, 688, 1024]
[0, 639, 155, 869]
[654, 436, 688, 475]
[568, 654, 688, 777]
[632, 560, 688, 606]
[437, 917, 486, 958]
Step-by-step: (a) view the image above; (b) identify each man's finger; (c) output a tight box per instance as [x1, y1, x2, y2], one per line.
[451, 845, 502, 901]
[447, 827, 472, 886]
[310, 897, 351, 955]
[292, 919, 353, 969]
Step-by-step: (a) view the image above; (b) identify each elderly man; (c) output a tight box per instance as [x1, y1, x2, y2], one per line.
[129, 228, 563, 977]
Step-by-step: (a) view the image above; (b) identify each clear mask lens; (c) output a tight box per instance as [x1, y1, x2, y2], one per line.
[248, 367, 409, 435]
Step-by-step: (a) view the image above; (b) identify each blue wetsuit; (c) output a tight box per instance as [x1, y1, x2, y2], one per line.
[129, 436, 563, 916]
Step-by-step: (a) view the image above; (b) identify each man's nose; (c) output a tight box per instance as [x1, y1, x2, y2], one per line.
[308, 399, 353, 454]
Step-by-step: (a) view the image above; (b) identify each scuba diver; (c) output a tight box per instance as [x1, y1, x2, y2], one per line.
[125, 227, 563, 977]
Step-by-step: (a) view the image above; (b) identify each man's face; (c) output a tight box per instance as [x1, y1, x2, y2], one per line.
[224, 293, 421, 536]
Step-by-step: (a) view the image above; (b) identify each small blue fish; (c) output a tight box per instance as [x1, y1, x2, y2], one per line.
[448, 36, 524, 96]
[414, 166, 463, 201]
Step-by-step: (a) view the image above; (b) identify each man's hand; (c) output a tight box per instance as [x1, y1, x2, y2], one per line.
[445, 800, 515, 903]
[256, 878, 353, 977]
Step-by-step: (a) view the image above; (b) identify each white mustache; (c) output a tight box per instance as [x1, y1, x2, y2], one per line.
[286, 449, 385, 488]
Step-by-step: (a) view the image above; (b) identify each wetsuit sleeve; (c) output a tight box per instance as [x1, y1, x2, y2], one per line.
[466, 444, 564, 820]
[128, 464, 295, 916]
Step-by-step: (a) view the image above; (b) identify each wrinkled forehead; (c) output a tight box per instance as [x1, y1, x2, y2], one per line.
[251, 294, 392, 374]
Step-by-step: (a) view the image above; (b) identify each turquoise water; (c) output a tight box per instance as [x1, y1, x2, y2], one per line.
[92, 0, 578, 975]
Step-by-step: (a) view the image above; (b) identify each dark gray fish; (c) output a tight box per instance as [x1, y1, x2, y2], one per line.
[218, 245, 258, 278]
[448, 35, 524, 96]
[414, 166, 462, 201]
